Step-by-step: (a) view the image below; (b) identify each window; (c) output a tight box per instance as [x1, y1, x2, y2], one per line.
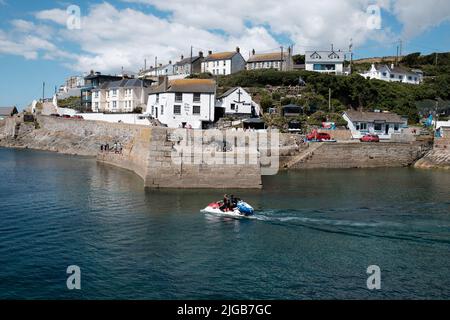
[394, 123, 399, 131]
[223, 60, 226, 66]
[231, 103, 236, 110]
[360, 123, 367, 130]
[223, 69, 226, 74]
[398, 75, 403, 79]
[113, 101, 117, 108]
[151, 106, 154, 114]
[193, 93, 201, 102]
[156, 93, 160, 103]
[174, 105, 181, 115]
[390, 74, 395, 79]
[94, 91, 99, 98]
[161, 105, 164, 115]
[175, 92, 182, 102]
[408, 76, 412, 81]
[95, 102, 99, 109]
[193, 106, 201, 114]
[112, 89, 117, 96]
[374, 123, 382, 131]
[382, 72, 387, 77]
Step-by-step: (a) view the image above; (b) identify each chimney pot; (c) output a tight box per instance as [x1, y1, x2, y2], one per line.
[199, 51, 203, 57]
[236, 46, 240, 53]
[181, 55, 184, 60]
[252, 49, 255, 56]
[208, 50, 212, 55]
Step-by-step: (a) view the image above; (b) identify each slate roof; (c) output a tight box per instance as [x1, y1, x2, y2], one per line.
[149, 79, 216, 94]
[247, 52, 288, 63]
[203, 52, 237, 62]
[344, 110, 405, 123]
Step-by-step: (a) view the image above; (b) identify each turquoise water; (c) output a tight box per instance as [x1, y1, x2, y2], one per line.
[0, 148, 449, 299]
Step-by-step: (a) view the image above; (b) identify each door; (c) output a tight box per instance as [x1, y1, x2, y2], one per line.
[155, 107, 158, 118]
[385, 124, 389, 135]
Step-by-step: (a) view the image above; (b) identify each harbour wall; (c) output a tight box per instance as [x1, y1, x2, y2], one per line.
[414, 130, 450, 169]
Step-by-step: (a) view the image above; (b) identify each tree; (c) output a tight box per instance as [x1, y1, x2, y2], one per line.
[260, 95, 274, 112]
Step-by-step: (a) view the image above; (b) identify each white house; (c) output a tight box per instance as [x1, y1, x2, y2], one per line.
[201, 48, 246, 76]
[216, 87, 260, 117]
[343, 110, 407, 139]
[246, 48, 293, 71]
[91, 79, 151, 113]
[146, 78, 216, 129]
[305, 50, 345, 74]
[360, 64, 423, 85]
[140, 61, 175, 78]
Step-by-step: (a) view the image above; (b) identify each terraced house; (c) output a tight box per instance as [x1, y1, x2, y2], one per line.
[147, 78, 216, 129]
[201, 48, 246, 75]
[246, 47, 293, 71]
[91, 79, 151, 113]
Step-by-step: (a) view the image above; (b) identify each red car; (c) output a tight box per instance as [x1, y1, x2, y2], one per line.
[360, 134, 380, 142]
[307, 131, 332, 142]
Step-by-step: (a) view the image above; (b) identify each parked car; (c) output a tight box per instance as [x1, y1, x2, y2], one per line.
[50, 113, 60, 117]
[62, 114, 71, 119]
[360, 134, 380, 142]
[307, 131, 332, 142]
[73, 115, 83, 120]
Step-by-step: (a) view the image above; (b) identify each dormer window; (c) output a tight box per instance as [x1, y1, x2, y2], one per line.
[328, 52, 339, 59]
[310, 52, 321, 59]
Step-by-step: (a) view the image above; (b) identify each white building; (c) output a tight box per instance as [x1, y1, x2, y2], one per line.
[216, 87, 260, 117]
[140, 61, 175, 78]
[360, 64, 423, 85]
[173, 53, 204, 75]
[246, 48, 293, 71]
[343, 110, 407, 140]
[305, 50, 345, 74]
[201, 48, 246, 76]
[147, 78, 216, 129]
[91, 79, 151, 113]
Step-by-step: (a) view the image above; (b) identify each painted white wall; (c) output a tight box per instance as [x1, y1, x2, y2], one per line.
[305, 62, 344, 74]
[343, 113, 403, 139]
[201, 59, 232, 75]
[147, 92, 215, 129]
[360, 64, 422, 85]
[217, 87, 260, 115]
[78, 113, 150, 125]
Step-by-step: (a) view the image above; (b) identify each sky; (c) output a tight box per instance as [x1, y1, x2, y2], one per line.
[0, 0, 449, 109]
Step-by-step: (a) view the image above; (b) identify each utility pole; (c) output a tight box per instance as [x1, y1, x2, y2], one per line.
[144, 58, 147, 70]
[349, 38, 353, 75]
[280, 46, 284, 71]
[329, 88, 332, 112]
[399, 39, 403, 58]
[396, 45, 399, 65]
[42, 82, 45, 102]
[190, 45, 193, 76]
[155, 56, 157, 77]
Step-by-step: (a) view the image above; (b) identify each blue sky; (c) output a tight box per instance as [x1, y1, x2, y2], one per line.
[0, 0, 449, 109]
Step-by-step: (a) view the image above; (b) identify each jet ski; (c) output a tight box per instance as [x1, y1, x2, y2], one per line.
[201, 200, 254, 218]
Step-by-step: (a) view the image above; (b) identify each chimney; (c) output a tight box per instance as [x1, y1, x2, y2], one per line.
[181, 55, 184, 60]
[163, 76, 169, 91]
[252, 49, 255, 56]
[159, 63, 162, 67]
[236, 46, 240, 53]
[391, 63, 395, 69]
[208, 50, 212, 55]
[169, 60, 172, 65]
[199, 51, 204, 58]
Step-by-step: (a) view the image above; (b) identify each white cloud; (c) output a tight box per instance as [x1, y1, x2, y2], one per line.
[0, 0, 449, 75]
[390, 0, 450, 38]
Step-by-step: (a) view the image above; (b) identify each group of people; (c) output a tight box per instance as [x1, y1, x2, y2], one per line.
[100, 142, 123, 154]
[219, 194, 240, 212]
